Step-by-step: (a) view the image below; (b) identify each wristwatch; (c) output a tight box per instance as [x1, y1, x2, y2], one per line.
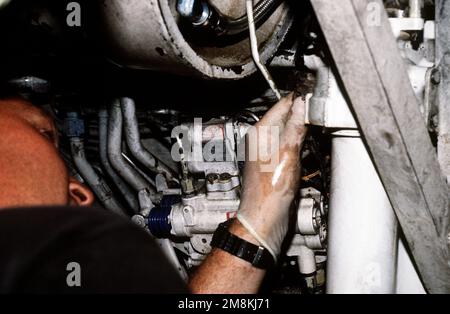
[210, 219, 275, 269]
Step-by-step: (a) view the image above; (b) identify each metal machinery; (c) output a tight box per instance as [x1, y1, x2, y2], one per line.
[1, 0, 449, 293]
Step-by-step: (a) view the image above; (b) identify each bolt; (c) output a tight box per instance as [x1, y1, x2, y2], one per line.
[219, 173, 232, 182]
[181, 178, 195, 195]
[431, 69, 441, 85]
[431, 115, 439, 129]
[131, 215, 147, 229]
[206, 173, 219, 184]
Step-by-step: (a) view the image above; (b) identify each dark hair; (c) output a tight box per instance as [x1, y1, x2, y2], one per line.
[0, 81, 51, 107]
[0, 83, 21, 100]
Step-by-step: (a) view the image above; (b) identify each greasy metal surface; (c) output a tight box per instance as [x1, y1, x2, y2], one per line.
[436, 0, 450, 184]
[209, 0, 248, 17]
[95, 0, 292, 79]
[311, 0, 450, 293]
[307, 67, 358, 129]
[435, 0, 450, 277]
[191, 0, 289, 67]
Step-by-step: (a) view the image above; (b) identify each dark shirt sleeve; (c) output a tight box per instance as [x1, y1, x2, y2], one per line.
[0, 206, 188, 294]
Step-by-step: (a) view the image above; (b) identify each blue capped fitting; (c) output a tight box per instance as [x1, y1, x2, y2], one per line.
[148, 196, 181, 238]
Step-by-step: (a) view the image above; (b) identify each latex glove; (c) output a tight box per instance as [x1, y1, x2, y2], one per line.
[237, 94, 308, 260]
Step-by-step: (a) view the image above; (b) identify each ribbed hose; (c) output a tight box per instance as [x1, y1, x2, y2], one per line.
[108, 101, 153, 193]
[99, 109, 140, 213]
[70, 137, 127, 217]
[121, 97, 177, 182]
[226, 0, 284, 36]
[108, 101, 159, 214]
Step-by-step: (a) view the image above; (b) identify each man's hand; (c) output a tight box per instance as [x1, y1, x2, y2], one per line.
[237, 94, 308, 259]
[189, 94, 307, 294]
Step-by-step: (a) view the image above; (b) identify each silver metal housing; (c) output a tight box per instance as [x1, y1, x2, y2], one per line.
[95, 0, 293, 79]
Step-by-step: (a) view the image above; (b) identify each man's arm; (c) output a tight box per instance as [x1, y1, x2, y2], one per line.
[189, 220, 265, 294]
[189, 95, 308, 294]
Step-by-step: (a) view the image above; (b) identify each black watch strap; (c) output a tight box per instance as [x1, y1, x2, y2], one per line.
[210, 219, 275, 269]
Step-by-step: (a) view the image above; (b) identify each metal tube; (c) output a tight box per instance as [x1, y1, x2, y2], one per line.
[99, 109, 139, 213]
[122, 153, 157, 188]
[297, 246, 317, 275]
[108, 101, 154, 193]
[108, 100, 159, 218]
[121, 97, 177, 182]
[327, 132, 398, 294]
[109, 102, 186, 280]
[396, 239, 426, 294]
[70, 137, 126, 216]
[409, 0, 423, 18]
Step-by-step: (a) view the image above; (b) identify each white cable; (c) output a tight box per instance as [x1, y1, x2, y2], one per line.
[246, 0, 282, 100]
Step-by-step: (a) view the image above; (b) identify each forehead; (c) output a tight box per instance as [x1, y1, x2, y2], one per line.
[0, 98, 54, 127]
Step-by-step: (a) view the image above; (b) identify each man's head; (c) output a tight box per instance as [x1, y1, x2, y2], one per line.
[0, 97, 94, 209]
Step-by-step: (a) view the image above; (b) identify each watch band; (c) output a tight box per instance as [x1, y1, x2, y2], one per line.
[210, 219, 275, 269]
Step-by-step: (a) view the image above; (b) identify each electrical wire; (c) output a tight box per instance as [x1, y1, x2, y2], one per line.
[246, 0, 282, 100]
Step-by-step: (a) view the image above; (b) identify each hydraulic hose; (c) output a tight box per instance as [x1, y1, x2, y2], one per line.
[121, 97, 177, 182]
[108, 101, 153, 193]
[99, 109, 140, 213]
[108, 100, 159, 215]
[70, 137, 127, 217]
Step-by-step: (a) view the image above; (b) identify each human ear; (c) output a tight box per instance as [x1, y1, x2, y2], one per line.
[68, 178, 94, 206]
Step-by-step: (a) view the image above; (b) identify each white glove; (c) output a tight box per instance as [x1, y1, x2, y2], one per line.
[237, 94, 307, 260]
